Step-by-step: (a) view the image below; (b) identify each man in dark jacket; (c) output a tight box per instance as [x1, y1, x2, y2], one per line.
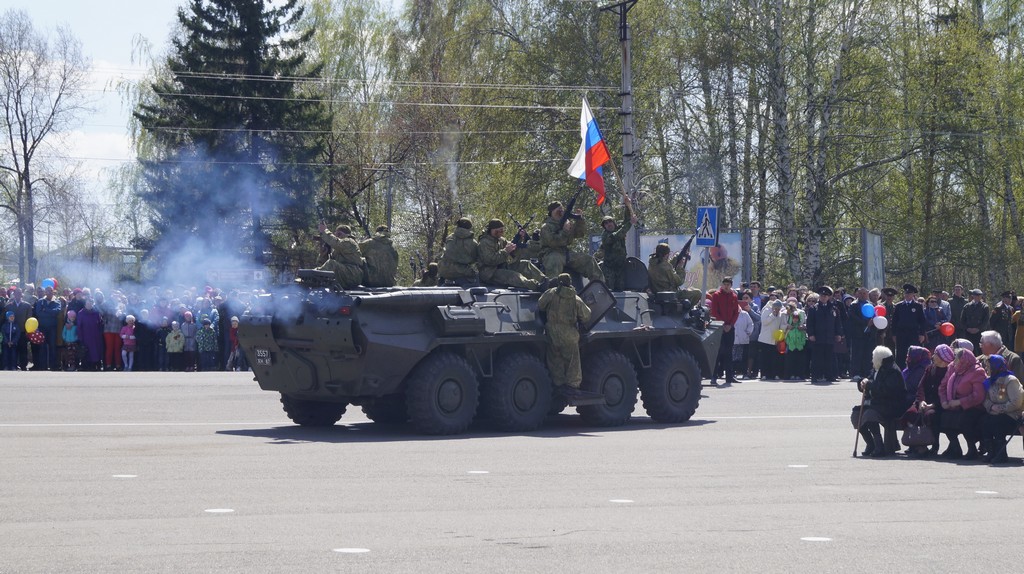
[961, 288, 990, 352]
[891, 283, 927, 368]
[807, 286, 844, 383]
[948, 284, 967, 340]
[847, 287, 873, 381]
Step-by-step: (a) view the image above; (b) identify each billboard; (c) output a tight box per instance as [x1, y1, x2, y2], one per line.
[641, 232, 744, 289]
[862, 229, 885, 290]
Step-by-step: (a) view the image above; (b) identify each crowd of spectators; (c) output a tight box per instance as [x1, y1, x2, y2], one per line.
[1, 282, 256, 373]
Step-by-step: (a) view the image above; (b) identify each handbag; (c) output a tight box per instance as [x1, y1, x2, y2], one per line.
[901, 415, 935, 447]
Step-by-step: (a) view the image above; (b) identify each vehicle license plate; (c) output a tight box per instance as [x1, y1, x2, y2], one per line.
[254, 347, 272, 366]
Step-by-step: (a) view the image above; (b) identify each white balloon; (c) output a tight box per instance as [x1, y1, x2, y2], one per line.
[873, 315, 888, 329]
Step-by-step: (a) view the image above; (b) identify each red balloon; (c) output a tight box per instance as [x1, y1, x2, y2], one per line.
[874, 305, 887, 317]
[939, 322, 954, 337]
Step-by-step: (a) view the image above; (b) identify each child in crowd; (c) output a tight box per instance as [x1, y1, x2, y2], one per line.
[166, 320, 184, 371]
[2, 312, 19, 371]
[120, 315, 137, 372]
[196, 317, 218, 371]
[226, 316, 243, 371]
[156, 317, 171, 372]
[61, 310, 79, 371]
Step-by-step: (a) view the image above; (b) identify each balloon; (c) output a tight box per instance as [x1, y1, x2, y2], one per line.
[50, 278, 58, 290]
[874, 305, 887, 317]
[773, 329, 785, 342]
[860, 302, 875, 318]
[25, 317, 38, 333]
[940, 322, 955, 337]
[873, 315, 888, 329]
[40, 278, 54, 290]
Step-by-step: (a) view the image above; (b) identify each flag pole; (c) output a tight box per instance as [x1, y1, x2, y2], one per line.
[604, 155, 633, 218]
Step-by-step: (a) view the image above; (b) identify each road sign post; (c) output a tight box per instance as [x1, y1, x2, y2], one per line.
[696, 207, 719, 296]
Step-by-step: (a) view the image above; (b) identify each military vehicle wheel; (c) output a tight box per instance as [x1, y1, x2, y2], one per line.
[405, 352, 480, 435]
[361, 394, 409, 424]
[280, 394, 347, 427]
[577, 351, 639, 426]
[480, 353, 552, 431]
[639, 347, 702, 423]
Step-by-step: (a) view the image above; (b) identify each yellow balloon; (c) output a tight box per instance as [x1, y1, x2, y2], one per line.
[25, 317, 38, 334]
[773, 329, 785, 342]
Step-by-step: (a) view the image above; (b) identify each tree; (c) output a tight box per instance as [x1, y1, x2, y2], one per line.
[134, 0, 326, 269]
[0, 9, 90, 282]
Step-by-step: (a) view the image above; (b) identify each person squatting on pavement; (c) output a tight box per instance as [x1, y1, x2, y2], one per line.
[538, 273, 591, 397]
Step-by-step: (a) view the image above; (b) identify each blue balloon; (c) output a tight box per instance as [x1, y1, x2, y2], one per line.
[41, 278, 55, 290]
[860, 302, 875, 319]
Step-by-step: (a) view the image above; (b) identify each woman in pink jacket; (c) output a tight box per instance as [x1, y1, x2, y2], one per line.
[937, 348, 987, 459]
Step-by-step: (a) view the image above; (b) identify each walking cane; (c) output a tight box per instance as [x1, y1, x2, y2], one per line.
[853, 379, 868, 458]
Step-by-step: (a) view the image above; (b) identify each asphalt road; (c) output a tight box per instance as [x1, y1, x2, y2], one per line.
[0, 372, 1018, 573]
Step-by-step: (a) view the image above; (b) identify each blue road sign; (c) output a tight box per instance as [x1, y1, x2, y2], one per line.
[695, 206, 718, 247]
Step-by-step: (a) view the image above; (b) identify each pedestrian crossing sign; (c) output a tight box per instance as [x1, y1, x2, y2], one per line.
[695, 206, 718, 247]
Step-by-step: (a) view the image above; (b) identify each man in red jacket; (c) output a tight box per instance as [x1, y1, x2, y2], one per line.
[710, 277, 740, 385]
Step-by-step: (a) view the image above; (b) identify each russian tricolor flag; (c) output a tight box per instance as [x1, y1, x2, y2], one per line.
[568, 96, 611, 205]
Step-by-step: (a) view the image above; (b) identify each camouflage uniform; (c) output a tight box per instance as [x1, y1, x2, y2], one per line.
[477, 232, 544, 290]
[438, 226, 478, 280]
[538, 275, 592, 388]
[319, 229, 365, 289]
[413, 263, 439, 287]
[360, 229, 399, 287]
[597, 205, 632, 291]
[648, 254, 683, 293]
[539, 215, 604, 282]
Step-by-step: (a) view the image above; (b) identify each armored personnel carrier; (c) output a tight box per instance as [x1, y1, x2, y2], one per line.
[237, 270, 722, 435]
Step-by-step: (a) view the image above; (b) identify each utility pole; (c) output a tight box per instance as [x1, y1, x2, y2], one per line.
[601, 0, 639, 258]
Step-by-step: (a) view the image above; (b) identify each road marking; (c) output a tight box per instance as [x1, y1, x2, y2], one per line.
[609, 499, 634, 503]
[204, 508, 234, 513]
[801, 537, 832, 542]
[975, 490, 998, 495]
[467, 470, 489, 474]
[111, 474, 137, 478]
[787, 465, 809, 468]
[333, 548, 370, 553]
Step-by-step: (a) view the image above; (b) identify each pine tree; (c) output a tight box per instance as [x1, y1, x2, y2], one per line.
[134, 0, 325, 265]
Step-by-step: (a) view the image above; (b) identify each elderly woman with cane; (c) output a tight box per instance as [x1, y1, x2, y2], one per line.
[853, 346, 907, 457]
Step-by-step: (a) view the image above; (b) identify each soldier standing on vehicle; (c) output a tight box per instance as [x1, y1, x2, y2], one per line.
[438, 218, 479, 284]
[538, 273, 591, 397]
[596, 197, 637, 291]
[647, 243, 682, 293]
[539, 201, 604, 282]
[318, 224, 365, 289]
[360, 225, 399, 287]
[477, 219, 547, 290]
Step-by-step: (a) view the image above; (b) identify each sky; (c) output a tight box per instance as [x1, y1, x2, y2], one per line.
[5, 0, 184, 198]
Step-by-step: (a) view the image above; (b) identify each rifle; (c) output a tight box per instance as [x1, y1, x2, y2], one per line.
[508, 213, 534, 248]
[559, 184, 586, 229]
[671, 234, 696, 269]
[415, 251, 425, 273]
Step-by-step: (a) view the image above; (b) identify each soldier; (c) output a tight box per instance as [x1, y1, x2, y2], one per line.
[962, 288, 990, 351]
[360, 225, 399, 287]
[890, 283, 927, 368]
[477, 219, 546, 290]
[413, 262, 439, 287]
[806, 286, 844, 382]
[538, 201, 604, 282]
[317, 224, 365, 289]
[647, 243, 682, 293]
[596, 198, 637, 291]
[438, 217, 479, 284]
[538, 273, 591, 396]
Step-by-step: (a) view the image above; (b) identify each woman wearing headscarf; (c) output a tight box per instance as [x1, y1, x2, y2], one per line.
[977, 354, 1023, 464]
[902, 346, 931, 407]
[853, 346, 906, 457]
[937, 348, 987, 459]
[899, 344, 952, 457]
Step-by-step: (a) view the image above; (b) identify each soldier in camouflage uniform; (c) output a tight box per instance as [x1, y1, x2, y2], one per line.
[538, 201, 604, 282]
[317, 224, 365, 289]
[360, 225, 399, 287]
[477, 219, 546, 290]
[438, 218, 479, 283]
[647, 243, 683, 293]
[596, 198, 637, 291]
[538, 273, 591, 394]
[413, 262, 439, 287]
